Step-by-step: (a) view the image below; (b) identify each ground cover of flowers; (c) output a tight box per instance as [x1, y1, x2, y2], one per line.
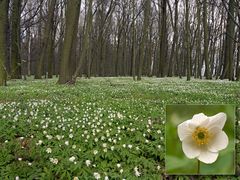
[0, 77, 239, 179]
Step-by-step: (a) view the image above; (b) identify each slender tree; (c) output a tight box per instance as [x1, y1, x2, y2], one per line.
[185, 0, 191, 80]
[58, 0, 81, 84]
[10, 0, 21, 79]
[35, 0, 57, 79]
[222, 0, 235, 80]
[203, 0, 211, 79]
[158, 0, 167, 77]
[73, 0, 93, 81]
[131, 0, 136, 80]
[137, 0, 150, 80]
[168, 0, 179, 77]
[0, 0, 9, 86]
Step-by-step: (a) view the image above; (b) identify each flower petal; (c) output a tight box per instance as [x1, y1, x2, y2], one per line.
[190, 113, 208, 127]
[177, 120, 192, 141]
[207, 131, 228, 152]
[182, 138, 201, 159]
[198, 149, 218, 164]
[209, 126, 221, 136]
[207, 112, 227, 130]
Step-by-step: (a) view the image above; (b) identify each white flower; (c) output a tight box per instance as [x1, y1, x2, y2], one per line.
[128, 144, 132, 149]
[177, 112, 229, 164]
[117, 163, 121, 168]
[69, 134, 73, 138]
[135, 170, 141, 177]
[93, 172, 101, 179]
[69, 156, 76, 162]
[46, 148, 52, 154]
[93, 150, 98, 155]
[120, 169, 123, 174]
[46, 135, 53, 140]
[86, 160, 91, 166]
[65, 141, 69, 146]
[102, 143, 107, 148]
[36, 140, 43, 145]
[56, 135, 61, 140]
[50, 158, 58, 164]
[134, 166, 141, 177]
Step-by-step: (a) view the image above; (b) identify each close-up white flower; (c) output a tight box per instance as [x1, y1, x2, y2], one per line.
[177, 112, 229, 164]
[85, 160, 91, 167]
[69, 156, 76, 162]
[93, 172, 101, 180]
[46, 148, 52, 154]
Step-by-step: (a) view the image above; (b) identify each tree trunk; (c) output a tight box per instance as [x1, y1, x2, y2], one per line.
[35, 0, 56, 79]
[158, 0, 167, 77]
[73, 0, 93, 81]
[195, 0, 201, 78]
[131, 0, 136, 80]
[222, 0, 235, 80]
[10, 0, 21, 79]
[0, 0, 9, 85]
[137, 0, 150, 80]
[185, 0, 191, 81]
[168, 0, 179, 77]
[203, 0, 211, 79]
[58, 0, 81, 84]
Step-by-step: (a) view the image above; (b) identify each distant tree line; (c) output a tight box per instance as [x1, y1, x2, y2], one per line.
[0, 0, 239, 85]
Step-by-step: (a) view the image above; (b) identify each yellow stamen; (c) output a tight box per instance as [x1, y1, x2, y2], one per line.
[192, 127, 211, 145]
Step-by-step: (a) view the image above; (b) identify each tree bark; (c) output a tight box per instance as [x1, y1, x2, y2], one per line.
[0, 0, 9, 85]
[185, 0, 191, 81]
[73, 0, 93, 81]
[158, 0, 167, 77]
[137, 0, 150, 80]
[222, 0, 235, 80]
[10, 0, 21, 79]
[58, 0, 81, 84]
[203, 0, 211, 79]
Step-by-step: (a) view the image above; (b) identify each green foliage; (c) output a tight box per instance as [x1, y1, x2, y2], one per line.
[0, 77, 239, 179]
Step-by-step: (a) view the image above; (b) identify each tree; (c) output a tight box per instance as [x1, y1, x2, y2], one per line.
[35, 0, 57, 79]
[222, 0, 235, 80]
[137, 0, 150, 80]
[131, 0, 136, 80]
[0, 0, 9, 86]
[158, 0, 167, 77]
[73, 0, 93, 81]
[58, 0, 81, 84]
[168, 0, 179, 77]
[185, 0, 191, 81]
[195, 0, 202, 78]
[203, 0, 211, 79]
[10, 0, 21, 79]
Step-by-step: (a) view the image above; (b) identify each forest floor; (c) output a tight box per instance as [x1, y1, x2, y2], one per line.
[0, 77, 239, 179]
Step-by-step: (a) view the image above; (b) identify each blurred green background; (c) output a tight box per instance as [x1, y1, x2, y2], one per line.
[165, 105, 235, 175]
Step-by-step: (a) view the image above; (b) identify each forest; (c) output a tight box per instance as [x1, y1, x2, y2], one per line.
[0, 0, 239, 85]
[0, 0, 240, 179]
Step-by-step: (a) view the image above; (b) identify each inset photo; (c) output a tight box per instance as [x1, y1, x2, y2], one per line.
[165, 105, 235, 175]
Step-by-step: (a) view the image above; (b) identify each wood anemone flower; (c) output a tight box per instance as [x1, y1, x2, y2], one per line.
[177, 113, 229, 164]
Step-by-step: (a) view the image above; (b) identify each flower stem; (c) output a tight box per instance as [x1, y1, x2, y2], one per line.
[197, 159, 200, 175]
